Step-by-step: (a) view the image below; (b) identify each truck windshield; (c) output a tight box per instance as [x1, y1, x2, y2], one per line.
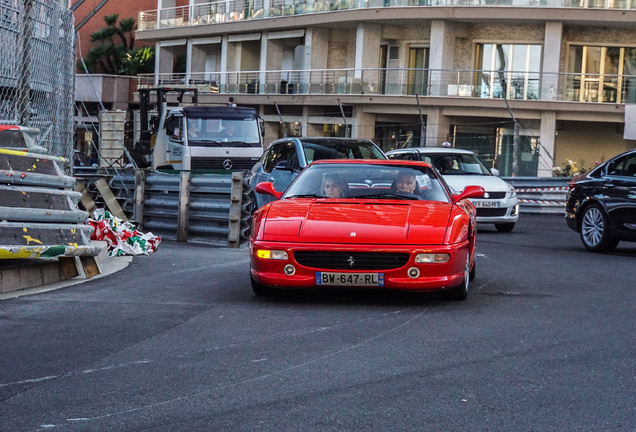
[187, 117, 260, 146]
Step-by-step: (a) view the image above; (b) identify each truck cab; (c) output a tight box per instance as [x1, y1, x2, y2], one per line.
[153, 105, 263, 171]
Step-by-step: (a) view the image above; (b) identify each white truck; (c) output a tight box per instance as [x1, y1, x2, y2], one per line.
[136, 88, 264, 171]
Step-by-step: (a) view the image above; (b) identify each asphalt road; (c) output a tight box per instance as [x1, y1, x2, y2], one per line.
[1, 215, 634, 431]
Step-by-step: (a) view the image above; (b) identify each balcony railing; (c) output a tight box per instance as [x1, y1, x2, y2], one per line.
[138, 0, 636, 31]
[137, 68, 636, 104]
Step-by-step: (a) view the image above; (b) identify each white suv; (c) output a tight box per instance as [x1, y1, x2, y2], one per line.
[387, 147, 519, 232]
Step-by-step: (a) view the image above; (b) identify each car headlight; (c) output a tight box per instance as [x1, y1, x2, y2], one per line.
[415, 253, 450, 263]
[256, 249, 289, 260]
[508, 184, 517, 198]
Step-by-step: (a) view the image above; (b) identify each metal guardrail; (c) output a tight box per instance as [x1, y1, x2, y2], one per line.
[0, 149, 102, 259]
[103, 170, 250, 247]
[505, 177, 569, 214]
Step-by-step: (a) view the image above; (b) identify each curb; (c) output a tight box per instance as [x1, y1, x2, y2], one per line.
[0, 246, 133, 300]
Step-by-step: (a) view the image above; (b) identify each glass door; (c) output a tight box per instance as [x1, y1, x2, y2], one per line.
[407, 47, 428, 96]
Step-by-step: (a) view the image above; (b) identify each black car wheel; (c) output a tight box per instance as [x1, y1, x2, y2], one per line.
[444, 254, 469, 301]
[580, 204, 619, 252]
[251, 274, 276, 296]
[495, 222, 515, 232]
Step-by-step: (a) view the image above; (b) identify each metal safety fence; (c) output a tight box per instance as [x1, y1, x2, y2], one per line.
[86, 170, 251, 247]
[505, 177, 569, 214]
[0, 0, 75, 160]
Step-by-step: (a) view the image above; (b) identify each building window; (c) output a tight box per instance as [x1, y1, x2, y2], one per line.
[475, 43, 542, 100]
[567, 45, 636, 103]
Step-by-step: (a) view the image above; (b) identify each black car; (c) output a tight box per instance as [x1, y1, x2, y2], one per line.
[246, 137, 386, 210]
[565, 149, 636, 252]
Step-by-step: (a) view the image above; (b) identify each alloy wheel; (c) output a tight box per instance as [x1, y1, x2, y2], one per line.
[581, 206, 604, 248]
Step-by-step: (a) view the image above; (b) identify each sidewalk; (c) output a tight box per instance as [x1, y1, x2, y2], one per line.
[0, 246, 133, 300]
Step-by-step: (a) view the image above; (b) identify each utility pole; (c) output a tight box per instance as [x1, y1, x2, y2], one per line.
[513, 121, 520, 177]
[415, 94, 426, 146]
[337, 98, 349, 137]
[496, 45, 520, 176]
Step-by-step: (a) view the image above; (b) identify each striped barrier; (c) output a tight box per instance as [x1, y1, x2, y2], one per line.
[505, 179, 570, 214]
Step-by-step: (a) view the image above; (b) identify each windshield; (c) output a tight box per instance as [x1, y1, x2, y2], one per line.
[422, 153, 491, 175]
[282, 163, 451, 203]
[187, 117, 260, 146]
[301, 140, 386, 163]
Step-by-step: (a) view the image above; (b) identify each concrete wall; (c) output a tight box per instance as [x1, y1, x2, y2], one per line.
[327, 29, 356, 69]
[555, 121, 635, 172]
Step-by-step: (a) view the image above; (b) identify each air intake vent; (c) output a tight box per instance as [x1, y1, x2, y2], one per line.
[294, 251, 409, 270]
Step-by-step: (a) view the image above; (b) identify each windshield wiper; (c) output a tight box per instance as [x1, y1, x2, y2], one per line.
[285, 193, 320, 199]
[189, 139, 222, 146]
[355, 192, 419, 200]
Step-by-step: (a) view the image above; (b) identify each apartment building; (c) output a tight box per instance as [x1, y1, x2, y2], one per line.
[136, 0, 636, 176]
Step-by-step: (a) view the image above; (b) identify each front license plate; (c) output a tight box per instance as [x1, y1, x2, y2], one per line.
[316, 272, 385, 286]
[472, 200, 500, 208]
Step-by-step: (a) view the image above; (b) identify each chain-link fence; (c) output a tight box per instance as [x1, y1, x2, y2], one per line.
[0, 0, 75, 160]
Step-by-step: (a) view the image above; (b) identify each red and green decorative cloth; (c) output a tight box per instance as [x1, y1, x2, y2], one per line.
[89, 209, 161, 256]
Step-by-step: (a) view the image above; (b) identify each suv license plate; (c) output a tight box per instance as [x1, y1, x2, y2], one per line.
[316, 272, 384, 286]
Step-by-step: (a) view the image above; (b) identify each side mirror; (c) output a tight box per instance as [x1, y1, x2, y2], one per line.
[255, 182, 283, 200]
[490, 168, 500, 176]
[454, 185, 485, 202]
[273, 161, 295, 172]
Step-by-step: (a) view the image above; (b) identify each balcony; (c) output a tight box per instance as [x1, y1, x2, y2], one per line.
[138, 0, 636, 31]
[137, 68, 636, 104]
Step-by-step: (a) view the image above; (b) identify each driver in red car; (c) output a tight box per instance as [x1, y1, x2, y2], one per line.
[321, 173, 349, 198]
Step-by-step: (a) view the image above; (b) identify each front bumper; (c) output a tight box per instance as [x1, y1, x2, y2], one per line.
[250, 240, 470, 292]
[474, 199, 519, 224]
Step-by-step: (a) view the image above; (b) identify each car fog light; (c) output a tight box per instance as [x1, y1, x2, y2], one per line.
[257, 249, 288, 260]
[415, 253, 450, 263]
[284, 264, 296, 276]
[408, 267, 420, 279]
[511, 204, 519, 216]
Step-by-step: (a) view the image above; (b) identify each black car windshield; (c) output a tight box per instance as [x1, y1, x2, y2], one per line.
[301, 139, 386, 163]
[283, 163, 450, 203]
[423, 153, 491, 175]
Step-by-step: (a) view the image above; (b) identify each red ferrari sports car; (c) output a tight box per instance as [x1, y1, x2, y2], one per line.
[249, 160, 484, 300]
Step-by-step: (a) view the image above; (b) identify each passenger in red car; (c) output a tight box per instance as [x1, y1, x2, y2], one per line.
[396, 172, 418, 194]
[321, 173, 349, 198]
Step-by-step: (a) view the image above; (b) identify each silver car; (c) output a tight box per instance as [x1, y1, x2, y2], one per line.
[387, 147, 519, 232]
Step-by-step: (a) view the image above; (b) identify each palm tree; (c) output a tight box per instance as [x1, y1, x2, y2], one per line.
[81, 14, 154, 75]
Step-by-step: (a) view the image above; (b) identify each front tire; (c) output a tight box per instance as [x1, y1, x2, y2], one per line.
[444, 254, 470, 301]
[469, 258, 476, 281]
[251, 275, 275, 296]
[495, 222, 515, 232]
[580, 204, 618, 252]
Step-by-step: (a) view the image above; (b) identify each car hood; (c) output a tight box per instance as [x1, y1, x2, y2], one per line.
[442, 175, 509, 194]
[261, 200, 452, 245]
